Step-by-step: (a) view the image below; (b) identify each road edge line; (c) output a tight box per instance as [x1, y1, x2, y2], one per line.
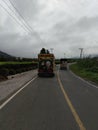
[0, 76, 37, 110]
[69, 70, 98, 89]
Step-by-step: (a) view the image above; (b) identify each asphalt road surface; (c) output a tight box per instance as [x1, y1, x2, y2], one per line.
[0, 67, 98, 130]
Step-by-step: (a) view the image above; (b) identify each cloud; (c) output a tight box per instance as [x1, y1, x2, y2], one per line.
[12, 0, 40, 20]
[0, 0, 98, 58]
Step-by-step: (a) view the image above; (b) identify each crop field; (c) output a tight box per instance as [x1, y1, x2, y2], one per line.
[0, 61, 38, 78]
[0, 61, 34, 65]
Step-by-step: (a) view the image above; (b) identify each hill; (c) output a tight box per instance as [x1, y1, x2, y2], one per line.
[0, 51, 14, 59]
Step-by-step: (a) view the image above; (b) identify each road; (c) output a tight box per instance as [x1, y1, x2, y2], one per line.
[0, 67, 98, 130]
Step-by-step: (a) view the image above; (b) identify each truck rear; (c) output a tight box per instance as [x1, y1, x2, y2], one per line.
[38, 53, 55, 77]
[60, 58, 67, 70]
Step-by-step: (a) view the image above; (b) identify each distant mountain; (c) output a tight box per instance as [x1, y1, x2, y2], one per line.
[0, 51, 13, 59]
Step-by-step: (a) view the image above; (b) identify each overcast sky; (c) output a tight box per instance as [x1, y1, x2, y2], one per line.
[0, 0, 98, 58]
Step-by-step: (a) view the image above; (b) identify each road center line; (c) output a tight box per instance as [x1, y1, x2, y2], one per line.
[0, 76, 37, 110]
[57, 71, 86, 130]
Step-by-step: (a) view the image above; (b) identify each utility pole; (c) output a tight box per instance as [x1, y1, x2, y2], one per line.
[79, 48, 83, 59]
[64, 53, 66, 58]
[50, 48, 54, 53]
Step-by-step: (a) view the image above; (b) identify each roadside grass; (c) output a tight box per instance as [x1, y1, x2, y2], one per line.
[70, 63, 98, 84]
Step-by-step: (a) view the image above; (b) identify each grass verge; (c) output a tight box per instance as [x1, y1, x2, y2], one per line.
[69, 63, 98, 85]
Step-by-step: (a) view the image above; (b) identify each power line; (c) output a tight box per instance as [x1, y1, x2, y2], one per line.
[1, 0, 46, 46]
[8, 0, 45, 44]
[2, 0, 36, 34]
[7, 0, 35, 32]
[0, 3, 29, 33]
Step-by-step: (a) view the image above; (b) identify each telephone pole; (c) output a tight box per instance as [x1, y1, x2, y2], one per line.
[50, 48, 54, 53]
[64, 53, 66, 58]
[79, 48, 83, 59]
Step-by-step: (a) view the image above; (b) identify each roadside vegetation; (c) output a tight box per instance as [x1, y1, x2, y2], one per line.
[0, 61, 33, 65]
[0, 58, 38, 80]
[70, 57, 98, 84]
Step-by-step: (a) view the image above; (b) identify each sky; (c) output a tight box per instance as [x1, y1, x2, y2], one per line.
[0, 0, 98, 58]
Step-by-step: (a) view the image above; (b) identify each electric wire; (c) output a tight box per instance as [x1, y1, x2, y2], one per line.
[2, 0, 31, 33]
[0, 0, 47, 47]
[0, 3, 29, 33]
[8, 0, 45, 44]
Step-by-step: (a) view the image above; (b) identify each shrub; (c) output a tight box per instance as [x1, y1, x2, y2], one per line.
[0, 68, 9, 77]
[9, 69, 16, 75]
[21, 68, 26, 72]
[16, 69, 22, 74]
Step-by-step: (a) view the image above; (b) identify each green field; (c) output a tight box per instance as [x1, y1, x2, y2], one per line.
[70, 63, 98, 84]
[0, 61, 33, 65]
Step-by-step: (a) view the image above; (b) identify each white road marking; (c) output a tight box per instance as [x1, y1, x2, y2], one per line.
[0, 76, 37, 110]
[70, 70, 98, 89]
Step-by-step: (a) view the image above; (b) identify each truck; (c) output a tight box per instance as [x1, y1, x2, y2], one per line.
[38, 48, 55, 77]
[60, 58, 67, 70]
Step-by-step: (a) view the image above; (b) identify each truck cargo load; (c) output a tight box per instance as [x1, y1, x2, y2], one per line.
[38, 48, 55, 77]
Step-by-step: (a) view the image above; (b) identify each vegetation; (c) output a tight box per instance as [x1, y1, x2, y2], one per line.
[0, 51, 38, 80]
[0, 61, 33, 65]
[0, 68, 9, 78]
[0, 61, 38, 79]
[55, 59, 60, 64]
[70, 57, 98, 84]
